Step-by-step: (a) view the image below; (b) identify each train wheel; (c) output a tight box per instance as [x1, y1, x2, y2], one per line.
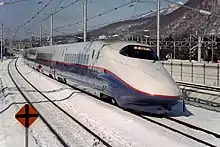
[58, 77, 63, 83]
[49, 74, 53, 79]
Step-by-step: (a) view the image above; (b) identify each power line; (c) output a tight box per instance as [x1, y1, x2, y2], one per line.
[44, 0, 161, 36]
[158, 0, 212, 15]
[21, 0, 81, 37]
[40, 0, 81, 23]
[53, 0, 65, 12]
[52, 0, 135, 32]
[87, 1, 134, 20]
[24, 0, 155, 39]
[0, 0, 31, 6]
[13, 0, 54, 38]
[50, 8, 156, 37]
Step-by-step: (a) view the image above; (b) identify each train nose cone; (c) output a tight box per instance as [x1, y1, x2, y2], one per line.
[149, 64, 181, 97]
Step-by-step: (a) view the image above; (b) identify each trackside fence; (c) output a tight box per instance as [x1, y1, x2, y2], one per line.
[161, 62, 220, 87]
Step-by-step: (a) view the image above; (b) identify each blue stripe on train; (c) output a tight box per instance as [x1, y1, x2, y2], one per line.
[27, 58, 179, 107]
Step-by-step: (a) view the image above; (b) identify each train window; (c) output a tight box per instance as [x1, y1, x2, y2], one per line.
[81, 54, 84, 64]
[92, 50, 95, 59]
[74, 54, 76, 63]
[64, 54, 66, 61]
[119, 45, 158, 61]
[76, 54, 78, 63]
[82, 54, 84, 64]
[79, 54, 81, 64]
[86, 55, 89, 64]
[84, 54, 87, 64]
[67, 54, 69, 61]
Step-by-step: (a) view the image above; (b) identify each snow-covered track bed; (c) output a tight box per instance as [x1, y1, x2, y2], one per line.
[17, 57, 220, 146]
[10, 58, 111, 147]
[8, 58, 67, 146]
[137, 114, 220, 147]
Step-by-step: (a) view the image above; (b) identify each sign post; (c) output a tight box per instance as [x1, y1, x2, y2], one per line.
[15, 104, 39, 147]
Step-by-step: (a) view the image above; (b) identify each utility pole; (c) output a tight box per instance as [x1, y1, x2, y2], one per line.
[40, 25, 42, 46]
[189, 34, 192, 62]
[19, 40, 21, 50]
[8, 28, 12, 53]
[50, 14, 53, 46]
[211, 34, 214, 63]
[157, 0, 160, 59]
[1, 21, 3, 62]
[173, 40, 176, 59]
[83, 0, 87, 42]
[30, 37, 32, 48]
[198, 35, 201, 63]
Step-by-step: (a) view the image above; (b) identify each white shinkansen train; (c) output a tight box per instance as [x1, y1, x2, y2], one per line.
[23, 40, 181, 114]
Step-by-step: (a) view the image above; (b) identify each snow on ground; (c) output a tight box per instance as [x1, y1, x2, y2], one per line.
[141, 114, 220, 146]
[16, 57, 218, 147]
[0, 59, 62, 147]
[10, 59, 102, 147]
[172, 102, 220, 137]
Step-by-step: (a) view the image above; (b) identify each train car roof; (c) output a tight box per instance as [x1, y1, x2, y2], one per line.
[26, 40, 151, 51]
[101, 40, 151, 50]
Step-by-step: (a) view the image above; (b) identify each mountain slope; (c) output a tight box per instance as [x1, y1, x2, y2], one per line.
[85, 0, 219, 39]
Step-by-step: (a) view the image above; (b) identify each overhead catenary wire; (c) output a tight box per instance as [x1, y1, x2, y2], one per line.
[0, 0, 31, 6]
[53, 0, 65, 12]
[23, 0, 155, 39]
[21, 0, 81, 37]
[17, 0, 215, 40]
[46, 0, 135, 34]
[40, 0, 81, 24]
[13, 0, 54, 38]
[61, 0, 213, 33]
[156, 0, 212, 16]
[49, 8, 157, 37]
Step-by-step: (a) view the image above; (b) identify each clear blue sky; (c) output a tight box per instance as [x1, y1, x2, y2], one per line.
[0, 0, 188, 39]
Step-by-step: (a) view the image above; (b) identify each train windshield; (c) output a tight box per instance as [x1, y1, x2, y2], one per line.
[119, 45, 158, 61]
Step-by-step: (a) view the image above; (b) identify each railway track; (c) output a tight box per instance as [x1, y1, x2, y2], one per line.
[10, 58, 112, 147]
[8, 58, 68, 147]
[21, 58, 220, 146]
[137, 114, 219, 147]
